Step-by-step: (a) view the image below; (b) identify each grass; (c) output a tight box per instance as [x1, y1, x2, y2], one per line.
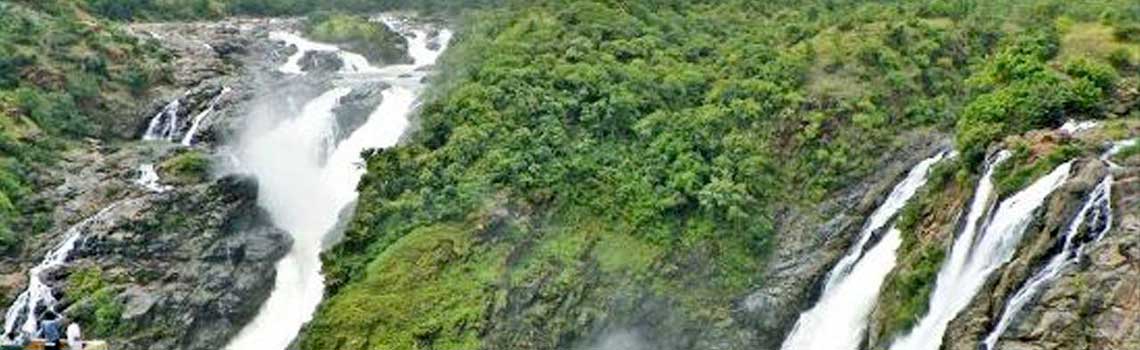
[993, 141, 1087, 197]
[1057, 21, 1140, 64]
[302, 222, 501, 349]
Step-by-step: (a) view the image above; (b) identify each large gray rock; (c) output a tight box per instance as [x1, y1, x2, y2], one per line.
[61, 174, 291, 350]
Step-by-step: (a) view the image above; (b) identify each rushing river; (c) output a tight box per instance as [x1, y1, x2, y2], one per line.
[224, 17, 452, 350]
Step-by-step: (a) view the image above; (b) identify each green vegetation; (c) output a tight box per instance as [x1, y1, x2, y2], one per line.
[159, 150, 212, 185]
[1116, 142, 1140, 161]
[993, 139, 1088, 197]
[0, 1, 169, 251]
[81, 0, 500, 20]
[304, 222, 498, 349]
[305, 13, 408, 64]
[65, 266, 125, 337]
[955, 32, 1119, 166]
[303, 1, 1140, 348]
[875, 159, 966, 339]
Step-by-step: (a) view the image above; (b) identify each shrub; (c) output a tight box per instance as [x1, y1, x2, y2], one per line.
[159, 151, 211, 184]
[1064, 57, 1119, 91]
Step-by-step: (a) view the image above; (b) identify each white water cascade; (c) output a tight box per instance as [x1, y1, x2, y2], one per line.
[889, 159, 1074, 350]
[143, 97, 183, 141]
[1103, 139, 1136, 168]
[781, 152, 947, 350]
[181, 86, 231, 146]
[3, 203, 123, 336]
[981, 174, 1113, 349]
[224, 21, 451, 350]
[823, 153, 948, 292]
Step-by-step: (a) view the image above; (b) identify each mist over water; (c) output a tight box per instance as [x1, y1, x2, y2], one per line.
[224, 20, 451, 350]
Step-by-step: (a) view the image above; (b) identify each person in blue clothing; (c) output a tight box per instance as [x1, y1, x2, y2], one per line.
[39, 311, 63, 350]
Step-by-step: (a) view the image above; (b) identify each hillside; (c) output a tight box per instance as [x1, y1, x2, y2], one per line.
[1, 1, 1139, 350]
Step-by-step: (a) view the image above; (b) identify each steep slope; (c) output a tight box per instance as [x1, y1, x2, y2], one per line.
[303, 1, 1140, 350]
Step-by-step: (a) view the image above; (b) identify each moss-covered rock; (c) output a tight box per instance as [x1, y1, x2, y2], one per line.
[305, 13, 410, 66]
[158, 150, 211, 185]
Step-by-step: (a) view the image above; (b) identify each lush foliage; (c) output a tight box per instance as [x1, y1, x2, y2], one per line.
[79, 0, 501, 20]
[304, 13, 408, 64]
[159, 150, 212, 185]
[993, 138, 1089, 197]
[304, 0, 1139, 348]
[0, 1, 169, 251]
[65, 267, 125, 337]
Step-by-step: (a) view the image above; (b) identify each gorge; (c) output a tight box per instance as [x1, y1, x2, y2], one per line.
[1, 1, 1140, 350]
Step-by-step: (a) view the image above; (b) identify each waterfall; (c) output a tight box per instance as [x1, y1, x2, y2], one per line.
[780, 152, 947, 350]
[224, 21, 451, 350]
[135, 164, 171, 193]
[936, 151, 1011, 302]
[981, 174, 1113, 349]
[269, 32, 385, 75]
[823, 153, 948, 292]
[1058, 120, 1099, 135]
[181, 87, 232, 146]
[889, 160, 1073, 350]
[1103, 139, 1136, 168]
[3, 203, 123, 336]
[143, 98, 183, 141]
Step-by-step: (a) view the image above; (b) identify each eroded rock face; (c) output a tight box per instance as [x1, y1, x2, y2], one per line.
[331, 82, 388, 146]
[299, 51, 344, 73]
[947, 166, 1140, 350]
[739, 132, 951, 350]
[63, 175, 291, 350]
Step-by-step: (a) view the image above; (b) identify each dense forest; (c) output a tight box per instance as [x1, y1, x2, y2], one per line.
[302, 0, 1140, 348]
[1, 0, 1139, 349]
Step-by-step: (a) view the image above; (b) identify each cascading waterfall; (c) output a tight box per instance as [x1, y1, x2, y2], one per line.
[143, 98, 183, 141]
[889, 159, 1074, 350]
[822, 153, 949, 291]
[2, 203, 123, 336]
[781, 152, 947, 350]
[224, 21, 451, 350]
[269, 32, 385, 75]
[138, 87, 230, 191]
[1058, 120, 1099, 135]
[1103, 139, 1136, 168]
[135, 164, 172, 193]
[981, 174, 1113, 349]
[181, 86, 231, 146]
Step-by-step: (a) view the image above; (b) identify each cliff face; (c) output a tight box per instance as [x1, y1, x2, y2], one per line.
[0, 15, 298, 349]
[65, 176, 290, 350]
[943, 156, 1140, 350]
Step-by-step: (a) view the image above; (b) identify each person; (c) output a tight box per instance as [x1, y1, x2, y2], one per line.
[0, 331, 26, 350]
[66, 322, 82, 350]
[39, 311, 63, 350]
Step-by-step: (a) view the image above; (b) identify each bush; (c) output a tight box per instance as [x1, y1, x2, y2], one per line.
[1064, 57, 1119, 91]
[1114, 24, 1140, 43]
[305, 13, 408, 64]
[159, 151, 211, 184]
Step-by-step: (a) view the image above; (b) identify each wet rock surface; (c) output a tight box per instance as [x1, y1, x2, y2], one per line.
[1, 17, 304, 349]
[299, 51, 344, 73]
[737, 131, 951, 350]
[944, 162, 1140, 350]
[64, 176, 290, 350]
[331, 82, 389, 146]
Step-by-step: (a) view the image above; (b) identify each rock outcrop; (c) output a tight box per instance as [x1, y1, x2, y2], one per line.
[61, 175, 290, 350]
[943, 152, 1140, 350]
